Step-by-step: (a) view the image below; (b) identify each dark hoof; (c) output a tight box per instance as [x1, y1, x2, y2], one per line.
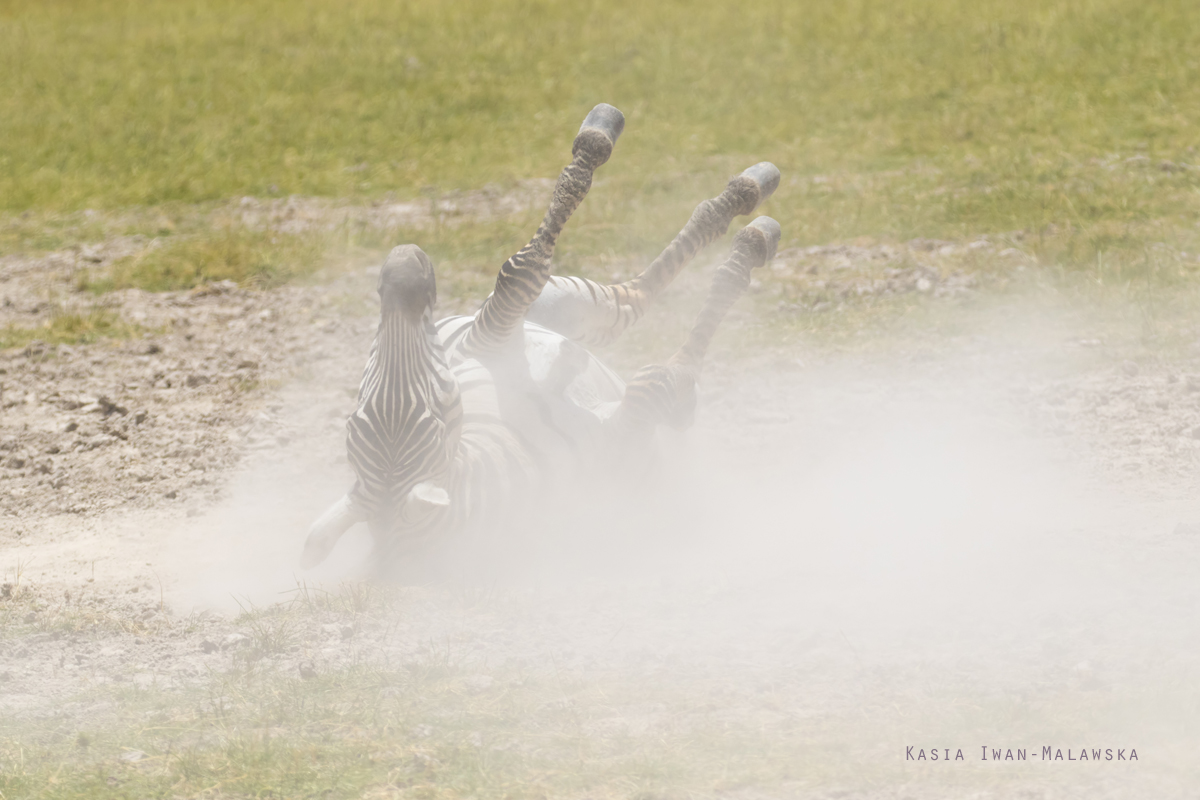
[747, 216, 782, 260]
[739, 162, 781, 205]
[579, 103, 625, 144]
[730, 216, 782, 265]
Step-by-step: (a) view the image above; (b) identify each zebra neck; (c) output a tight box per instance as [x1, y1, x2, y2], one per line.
[360, 311, 459, 444]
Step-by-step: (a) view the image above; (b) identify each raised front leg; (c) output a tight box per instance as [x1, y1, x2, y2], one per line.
[605, 216, 781, 438]
[524, 162, 780, 346]
[461, 104, 624, 357]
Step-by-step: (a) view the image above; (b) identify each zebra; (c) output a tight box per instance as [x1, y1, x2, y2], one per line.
[300, 103, 782, 571]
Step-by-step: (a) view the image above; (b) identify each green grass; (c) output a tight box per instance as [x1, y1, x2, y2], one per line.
[0, 308, 144, 351]
[3, 0, 1200, 276]
[3, 583, 1187, 800]
[0, 586, 1163, 800]
[84, 226, 326, 292]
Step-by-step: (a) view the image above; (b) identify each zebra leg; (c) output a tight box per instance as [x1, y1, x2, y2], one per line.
[461, 103, 625, 357]
[299, 492, 370, 569]
[605, 216, 781, 438]
[525, 162, 780, 347]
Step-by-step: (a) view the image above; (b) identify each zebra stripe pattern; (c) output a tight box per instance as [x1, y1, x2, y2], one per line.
[461, 104, 625, 357]
[301, 104, 782, 572]
[605, 217, 782, 440]
[525, 162, 780, 346]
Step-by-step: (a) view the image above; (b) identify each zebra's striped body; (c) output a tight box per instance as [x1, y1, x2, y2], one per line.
[300, 104, 782, 572]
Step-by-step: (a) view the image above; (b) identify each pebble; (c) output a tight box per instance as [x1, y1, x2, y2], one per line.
[220, 633, 249, 650]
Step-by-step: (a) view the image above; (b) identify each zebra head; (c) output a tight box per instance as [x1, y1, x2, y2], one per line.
[300, 244, 462, 570]
[378, 244, 437, 317]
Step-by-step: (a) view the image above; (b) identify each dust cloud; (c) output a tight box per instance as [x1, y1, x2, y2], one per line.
[155, 294, 1200, 795]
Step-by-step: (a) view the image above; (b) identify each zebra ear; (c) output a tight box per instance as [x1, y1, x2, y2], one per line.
[300, 494, 367, 569]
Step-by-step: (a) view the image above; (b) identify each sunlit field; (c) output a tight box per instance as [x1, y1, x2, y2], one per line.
[3, 0, 1200, 282]
[4, 2, 1200, 799]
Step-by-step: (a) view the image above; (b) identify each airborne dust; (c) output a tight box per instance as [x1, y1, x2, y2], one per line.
[4, 248, 1200, 797]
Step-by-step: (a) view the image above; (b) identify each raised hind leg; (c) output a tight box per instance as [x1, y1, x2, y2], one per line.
[525, 163, 780, 346]
[460, 104, 625, 357]
[605, 216, 781, 439]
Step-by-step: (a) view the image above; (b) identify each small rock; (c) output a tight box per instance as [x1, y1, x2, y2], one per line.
[221, 633, 249, 650]
[200, 640, 218, 654]
[120, 750, 145, 763]
[298, 662, 317, 680]
[97, 396, 128, 416]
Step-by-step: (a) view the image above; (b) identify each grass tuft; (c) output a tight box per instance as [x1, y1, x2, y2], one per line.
[83, 226, 325, 292]
[0, 308, 143, 351]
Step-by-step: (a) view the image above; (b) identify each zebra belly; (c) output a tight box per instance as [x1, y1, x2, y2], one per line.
[435, 315, 626, 485]
[435, 315, 625, 416]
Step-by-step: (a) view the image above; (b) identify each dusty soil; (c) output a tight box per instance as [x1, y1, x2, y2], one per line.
[3, 230, 1200, 797]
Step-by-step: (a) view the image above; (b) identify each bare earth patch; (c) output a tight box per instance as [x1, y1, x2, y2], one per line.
[3, 239, 1200, 798]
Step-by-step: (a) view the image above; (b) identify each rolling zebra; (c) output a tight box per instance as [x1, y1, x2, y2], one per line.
[301, 103, 781, 571]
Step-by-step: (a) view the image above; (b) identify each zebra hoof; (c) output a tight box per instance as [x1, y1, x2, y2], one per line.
[739, 162, 781, 207]
[579, 103, 625, 144]
[747, 216, 782, 261]
[730, 216, 782, 266]
[573, 104, 624, 168]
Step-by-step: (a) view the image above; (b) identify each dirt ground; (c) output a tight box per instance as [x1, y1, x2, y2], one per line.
[3, 231, 1200, 797]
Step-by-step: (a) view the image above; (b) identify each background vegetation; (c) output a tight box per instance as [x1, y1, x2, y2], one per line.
[3, 2, 1200, 797]
[3, 0, 1200, 284]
